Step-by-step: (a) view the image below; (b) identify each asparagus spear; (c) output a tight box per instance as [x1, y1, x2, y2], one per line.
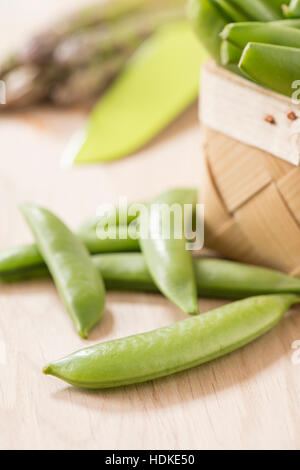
[19, 0, 180, 64]
[0, 0, 186, 109]
[53, 6, 185, 67]
[50, 55, 129, 106]
[3, 65, 61, 109]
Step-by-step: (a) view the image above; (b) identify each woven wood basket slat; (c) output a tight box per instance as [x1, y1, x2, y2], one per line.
[203, 128, 300, 275]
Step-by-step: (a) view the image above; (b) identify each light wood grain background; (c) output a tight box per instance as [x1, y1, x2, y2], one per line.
[0, 0, 300, 450]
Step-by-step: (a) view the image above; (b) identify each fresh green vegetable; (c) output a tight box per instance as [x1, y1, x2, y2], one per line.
[74, 22, 206, 163]
[139, 189, 199, 316]
[20, 204, 106, 339]
[188, 0, 234, 62]
[0, 0, 187, 109]
[228, 0, 283, 20]
[220, 40, 242, 64]
[43, 294, 299, 389]
[239, 42, 300, 96]
[283, 0, 300, 18]
[52, 5, 186, 68]
[211, 0, 248, 22]
[272, 17, 300, 27]
[0, 226, 139, 279]
[4, 253, 300, 301]
[221, 21, 300, 50]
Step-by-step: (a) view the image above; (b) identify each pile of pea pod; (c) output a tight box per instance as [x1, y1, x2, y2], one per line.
[2, 188, 300, 389]
[188, 0, 300, 97]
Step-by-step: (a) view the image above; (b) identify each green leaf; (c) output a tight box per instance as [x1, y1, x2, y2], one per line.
[73, 22, 207, 164]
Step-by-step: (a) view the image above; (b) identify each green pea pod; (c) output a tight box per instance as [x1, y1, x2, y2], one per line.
[211, 0, 248, 21]
[221, 21, 300, 50]
[228, 0, 283, 20]
[139, 189, 198, 316]
[0, 226, 139, 279]
[283, 0, 300, 18]
[239, 42, 300, 97]
[272, 18, 300, 27]
[73, 22, 206, 163]
[188, 0, 233, 62]
[263, 0, 286, 16]
[4, 253, 300, 301]
[78, 225, 139, 254]
[20, 204, 106, 339]
[43, 294, 299, 389]
[220, 40, 242, 65]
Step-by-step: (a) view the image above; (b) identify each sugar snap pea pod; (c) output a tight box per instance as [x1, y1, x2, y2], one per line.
[188, 0, 233, 62]
[228, 0, 283, 20]
[78, 225, 139, 254]
[220, 40, 242, 65]
[239, 42, 300, 97]
[20, 204, 106, 339]
[43, 294, 299, 389]
[92, 255, 300, 298]
[211, 0, 248, 21]
[0, 226, 139, 279]
[221, 21, 300, 50]
[139, 189, 199, 316]
[4, 253, 300, 300]
[272, 18, 300, 27]
[283, 0, 300, 18]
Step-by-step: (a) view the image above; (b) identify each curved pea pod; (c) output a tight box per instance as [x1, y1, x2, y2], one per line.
[221, 21, 300, 49]
[211, 0, 248, 21]
[283, 0, 300, 18]
[228, 0, 283, 20]
[20, 204, 106, 339]
[220, 40, 242, 65]
[239, 42, 300, 97]
[188, 0, 233, 62]
[43, 294, 300, 389]
[139, 189, 199, 315]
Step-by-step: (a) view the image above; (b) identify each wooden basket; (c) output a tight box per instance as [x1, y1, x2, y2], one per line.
[201, 61, 300, 275]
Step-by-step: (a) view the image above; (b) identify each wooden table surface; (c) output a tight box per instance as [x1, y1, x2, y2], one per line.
[1, 0, 300, 451]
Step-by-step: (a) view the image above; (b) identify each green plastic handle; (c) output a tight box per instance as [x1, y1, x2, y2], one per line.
[73, 22, 207, 164]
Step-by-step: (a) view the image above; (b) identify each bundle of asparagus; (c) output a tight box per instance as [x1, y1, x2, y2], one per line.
[188, 0, 300, 97]
[0, 0, 186, 109]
